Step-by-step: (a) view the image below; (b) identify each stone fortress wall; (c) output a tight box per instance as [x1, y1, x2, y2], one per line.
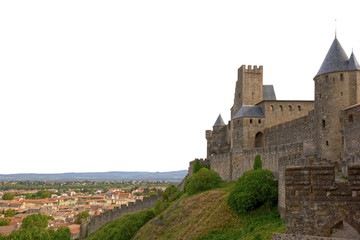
[285, 165, 360, 237]
[79, 194, 161, 239]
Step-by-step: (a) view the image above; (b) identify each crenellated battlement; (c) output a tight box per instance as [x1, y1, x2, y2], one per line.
[239, 64, 263, 72]
[79, 194, 161, 239]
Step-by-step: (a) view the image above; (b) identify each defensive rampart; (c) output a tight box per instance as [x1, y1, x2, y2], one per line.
[209, 153, 232, 181]
[285, 165, 360, 236]
[79, 194, 161, 239]
[264, 113, 315, 148]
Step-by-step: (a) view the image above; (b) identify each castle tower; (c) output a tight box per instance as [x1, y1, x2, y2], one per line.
[231, 65, 263, 119]
[206, 114, 229, 158]
[314, 37, 360, 162]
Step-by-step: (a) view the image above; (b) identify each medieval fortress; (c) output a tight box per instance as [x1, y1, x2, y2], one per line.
[190, 37, 360, 237]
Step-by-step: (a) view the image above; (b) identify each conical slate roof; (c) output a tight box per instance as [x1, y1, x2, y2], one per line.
[316, 38, 349, 77]
[348, 52, 360, 71]
[213, 114, 225, 127]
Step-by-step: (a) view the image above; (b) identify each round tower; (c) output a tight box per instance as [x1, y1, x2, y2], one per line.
[314, 37, 360, 162]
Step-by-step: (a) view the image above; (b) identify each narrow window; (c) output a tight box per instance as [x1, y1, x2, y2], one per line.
[289, 105, 292, 111]
[258, 119, 261, 124]
[326, 141, 329, 146]
[326, 75, 329, 83]
[252, 92, 254, 96]
[298, 105, 301, 111]
[279, 105, 283, 111]
[250, 119, 253, 124]
[349, 114, 354, 123]
[270, 105, 274, 111]
[341, 92, 343, 96]
[238, 93, 241, 98]
[340, 73, 344, 81]
[322, 119, 326, 128]
[319, 93, 321, 99]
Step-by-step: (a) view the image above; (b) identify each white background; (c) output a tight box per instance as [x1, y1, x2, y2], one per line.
[1, 0, 360, 174]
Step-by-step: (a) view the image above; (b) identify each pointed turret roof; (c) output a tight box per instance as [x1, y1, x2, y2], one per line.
[348, 51, 360, 71]
[316, 38, 349, 77]
[213, 114, 225, 127]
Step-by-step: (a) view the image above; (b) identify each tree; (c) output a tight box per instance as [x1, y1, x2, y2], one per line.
[0, 219, 10, 226]
[21, 213, 53, 230]
[184, 168, 222, 195]
[4, 209, 15, 217]
[161, 184, 182, 202]
[2, 193, 14, 200]
[253, 155, 262, 170]
[228, 169, 278, 215]
[50, 226, 71, 239]
[74, 211, 90, 224]
[193, 159, 202, 174]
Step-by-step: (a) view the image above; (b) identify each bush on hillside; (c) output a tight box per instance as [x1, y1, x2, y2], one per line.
[161, 184, 182, 202]
[184, 168, 222, 195]
[155, 184, 183, 215]
[253, 155, 262, 170]
[86, 209, 155, 240]
[228, 169, 278, 215]
[193, 159, 210, 174]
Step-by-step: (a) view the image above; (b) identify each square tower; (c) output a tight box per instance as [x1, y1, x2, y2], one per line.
[231, 65, 263, 119]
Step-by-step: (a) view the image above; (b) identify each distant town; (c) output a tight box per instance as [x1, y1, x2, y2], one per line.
[0, 180, 172, 239]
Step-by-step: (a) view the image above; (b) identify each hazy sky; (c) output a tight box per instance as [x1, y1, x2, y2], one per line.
[1, 0, 360, 174]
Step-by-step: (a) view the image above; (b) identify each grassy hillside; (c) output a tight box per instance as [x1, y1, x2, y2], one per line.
[133, 183, 285, 240]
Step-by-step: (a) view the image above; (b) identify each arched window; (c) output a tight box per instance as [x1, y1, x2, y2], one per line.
[279, 105, 283, 111]
[255, 132, 264, 148]
[270, 105, 274, 111]
[289, 105, 292, 111]
[322, 119, 326, 128]
[298, 105, 301, 111]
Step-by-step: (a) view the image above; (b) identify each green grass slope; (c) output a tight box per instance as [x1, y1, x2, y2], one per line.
[133, 185, 285, 240]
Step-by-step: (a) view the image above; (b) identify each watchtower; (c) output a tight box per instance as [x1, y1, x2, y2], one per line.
[231, 65, 263, 119]
[314, 37, 360, 162]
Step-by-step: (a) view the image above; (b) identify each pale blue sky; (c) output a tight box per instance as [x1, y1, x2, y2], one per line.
[1, 0, 360, 173]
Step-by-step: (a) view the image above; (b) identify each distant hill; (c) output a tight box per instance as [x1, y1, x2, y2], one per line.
[0, 170, 188, 182]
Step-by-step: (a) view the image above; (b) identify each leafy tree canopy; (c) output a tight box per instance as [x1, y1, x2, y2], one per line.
[228, 169, 278, 215]
[184, 168, 222, 195]
[21, 213, 53, 230]
[2, 193, 14, 200]
[253, 155, 262, 170]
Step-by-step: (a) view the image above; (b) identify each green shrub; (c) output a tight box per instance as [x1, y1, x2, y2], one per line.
[193, 159, 202, 174]
[2, 193, 14, 200]
[253, 155, 262, 170]
[193, 159, 210, 174]
[0, 219, 10, 226]
[228, 169, 277, 215]
[161, 184, 182, 202]
[21, 213, 53, 230]
[184, 168, 222, 195]
[86, 209, 155, 240]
